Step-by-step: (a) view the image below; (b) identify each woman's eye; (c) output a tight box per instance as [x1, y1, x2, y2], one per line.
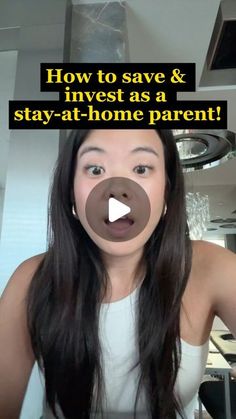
[85, 165, 105, 176]
[134, 165, 153, 175]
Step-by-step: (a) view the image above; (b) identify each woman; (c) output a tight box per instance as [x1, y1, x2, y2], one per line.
[0, 129, 235, 419]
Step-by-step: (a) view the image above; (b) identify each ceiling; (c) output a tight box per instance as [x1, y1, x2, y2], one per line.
[0, 0, 236, 238]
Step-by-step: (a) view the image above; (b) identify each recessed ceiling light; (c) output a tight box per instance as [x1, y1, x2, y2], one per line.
[173, 129, 236, 171]
[211, 218, 236, 223]
[219, 224, 236, 229]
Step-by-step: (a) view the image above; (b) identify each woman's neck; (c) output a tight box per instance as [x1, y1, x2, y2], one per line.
[101, 248, 145, 301]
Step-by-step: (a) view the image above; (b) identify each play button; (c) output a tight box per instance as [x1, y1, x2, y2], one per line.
[108, 197, 131, 222]
[85, 177, 151, 242]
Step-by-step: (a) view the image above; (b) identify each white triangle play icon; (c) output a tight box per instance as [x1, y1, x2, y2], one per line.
[108, 198, 131, 222]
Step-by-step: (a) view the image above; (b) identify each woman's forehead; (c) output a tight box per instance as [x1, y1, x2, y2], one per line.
[79, 129, 163, 153]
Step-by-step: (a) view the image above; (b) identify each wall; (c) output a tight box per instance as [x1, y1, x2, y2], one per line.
[0, 189, 4, 240]
[0, 50, 18, 242]
[0, 1, 70, 418]
[0, 0, 69, 291]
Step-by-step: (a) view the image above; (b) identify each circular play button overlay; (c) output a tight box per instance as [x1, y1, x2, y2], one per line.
[85, 177, 151, 242]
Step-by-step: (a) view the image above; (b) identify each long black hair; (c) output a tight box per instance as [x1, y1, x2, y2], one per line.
[26, 129, 192, 419]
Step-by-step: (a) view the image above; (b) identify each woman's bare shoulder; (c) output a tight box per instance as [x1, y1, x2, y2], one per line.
[191, 240, 236, 335]
[13, 252, 45, 278]
[187, 239, 236, 305]
[191, 239, 235, 270]
[0, 253, 46, 417]
[190, 239, 236, 286]
[3, 253, 45, 292]
[1, 253, 46, 301]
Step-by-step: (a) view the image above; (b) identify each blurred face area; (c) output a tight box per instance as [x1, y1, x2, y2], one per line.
[73, 129, 166, 258]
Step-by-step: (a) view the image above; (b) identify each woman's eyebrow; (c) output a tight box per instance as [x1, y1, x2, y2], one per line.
[79, 146, 106, 158]
[78, 145, 159, 158]
[131, 147, 159, 157]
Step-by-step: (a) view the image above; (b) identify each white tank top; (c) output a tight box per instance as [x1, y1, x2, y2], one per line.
[43, 284, 209, 418]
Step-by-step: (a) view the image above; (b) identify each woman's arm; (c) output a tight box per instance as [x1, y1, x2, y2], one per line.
[203, 241, 236, 338]
[0, 255, 43, 419]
